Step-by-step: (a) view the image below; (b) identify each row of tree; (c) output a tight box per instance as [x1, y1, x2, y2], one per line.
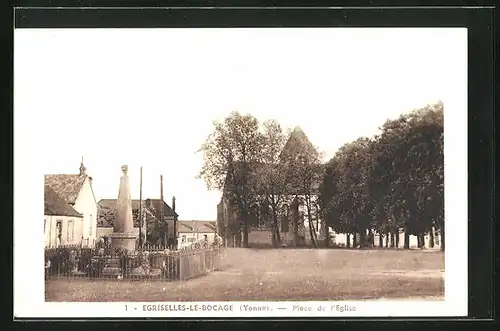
[319, 102, 444, 250]
[199, 102, 444, 250]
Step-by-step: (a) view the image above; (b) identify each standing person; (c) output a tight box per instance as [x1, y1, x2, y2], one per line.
[56, 222, 62, 247]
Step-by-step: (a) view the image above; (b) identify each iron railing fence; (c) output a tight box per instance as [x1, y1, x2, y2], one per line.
[44, 244, 223, 281]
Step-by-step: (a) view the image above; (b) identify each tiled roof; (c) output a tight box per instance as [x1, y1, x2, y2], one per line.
[44, 174, 87, 204]
[150, 199, 178, 218]
[44, 185, 83, 217]
[97, 199, 173, 228]
[178, 220, 216, 234]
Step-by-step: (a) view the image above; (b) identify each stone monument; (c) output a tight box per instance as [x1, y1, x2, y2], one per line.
[108, 165, 137, 252]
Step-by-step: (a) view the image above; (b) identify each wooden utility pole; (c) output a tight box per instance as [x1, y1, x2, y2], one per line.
[172, 196, 177, 249]
[138, 166, 143, 248]
[160, 175, 165, 246]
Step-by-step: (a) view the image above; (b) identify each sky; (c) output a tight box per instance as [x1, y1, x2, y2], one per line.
[14, 28, 467, 221]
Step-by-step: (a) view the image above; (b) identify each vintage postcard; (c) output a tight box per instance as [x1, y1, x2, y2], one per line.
[13, 26, 467, 318]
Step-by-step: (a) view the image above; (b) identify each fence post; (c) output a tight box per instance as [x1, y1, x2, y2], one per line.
[178, 252, 182, 281]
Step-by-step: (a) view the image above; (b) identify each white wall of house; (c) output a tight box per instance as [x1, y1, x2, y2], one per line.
[73, 177, 98, 247]
[178, 231, 215, 245]
[44, 215, 84, 247]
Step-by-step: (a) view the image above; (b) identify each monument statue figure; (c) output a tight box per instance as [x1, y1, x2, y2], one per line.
[107, 165, 137, 253]
[115, 165, 133, 234]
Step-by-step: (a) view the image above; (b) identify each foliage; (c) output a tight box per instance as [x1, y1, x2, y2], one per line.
[284, 131, 324, 248]
[198, 111, 264, 248]
[319, 102, 444, 250]
[97, 207, 115, 227]
[254, 120, 293, 247]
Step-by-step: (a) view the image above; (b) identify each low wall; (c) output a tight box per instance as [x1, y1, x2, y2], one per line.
[96, 227, 141, 239]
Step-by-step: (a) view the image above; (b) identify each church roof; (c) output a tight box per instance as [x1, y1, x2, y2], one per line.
[222, 126, 325, 196]
[280, 126, 317, 161]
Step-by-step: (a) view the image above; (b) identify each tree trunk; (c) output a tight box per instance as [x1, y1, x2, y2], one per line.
[241, 214, 249, 248]
[271, 212, 281, 247]
[352, 232, 357, 248]
[358, 228, 365, 248]
[378, 232, 383, 247]
[271, 227, 277, 248]
[315, 212, 319, 236]
[440, 227, 445, 251]
[395, 229, 400, 248]
[429, 227, 435, 248]
[403, 223, 410, 249]
[293, 218, 299, 246]
[306, 199, 317, 248]
[420, 233, 426, 248]
[390, 231, 395, 248]
[324, 223, 330, 248]
[292, 199, 300, 247]
[275, 218, 281, 247]
[385, 229, 389, 248]
[346, 234, 351, 248]
[234, 233, 240, 247]
[312, 223, 319, 246]
[308, 219, 317, 248]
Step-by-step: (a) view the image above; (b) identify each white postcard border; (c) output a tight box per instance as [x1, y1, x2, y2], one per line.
[13, 27, 468, 318]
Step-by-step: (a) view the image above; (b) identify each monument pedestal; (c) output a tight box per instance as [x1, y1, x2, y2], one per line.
[107, 232, 136, 252]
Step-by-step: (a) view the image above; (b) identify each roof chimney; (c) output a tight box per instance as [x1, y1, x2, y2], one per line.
[79, 157, 87, 176]
[172, 196, 176, 213]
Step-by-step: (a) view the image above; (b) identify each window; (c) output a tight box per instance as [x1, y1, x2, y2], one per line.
[181, 235, 186, 242]
[56, 220, 63, 245]
[68, 220, 74, 241]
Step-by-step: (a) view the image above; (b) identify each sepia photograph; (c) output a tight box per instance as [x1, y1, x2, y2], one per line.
[14, 26, 467, 318]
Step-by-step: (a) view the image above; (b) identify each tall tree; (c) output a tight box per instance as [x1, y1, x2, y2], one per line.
[287, 151, 324, 248]
[198, 111, 263, 248]
[319, 101, 444, 250]
[319, 158, 341, 246]
[255, 120, 292, 247]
